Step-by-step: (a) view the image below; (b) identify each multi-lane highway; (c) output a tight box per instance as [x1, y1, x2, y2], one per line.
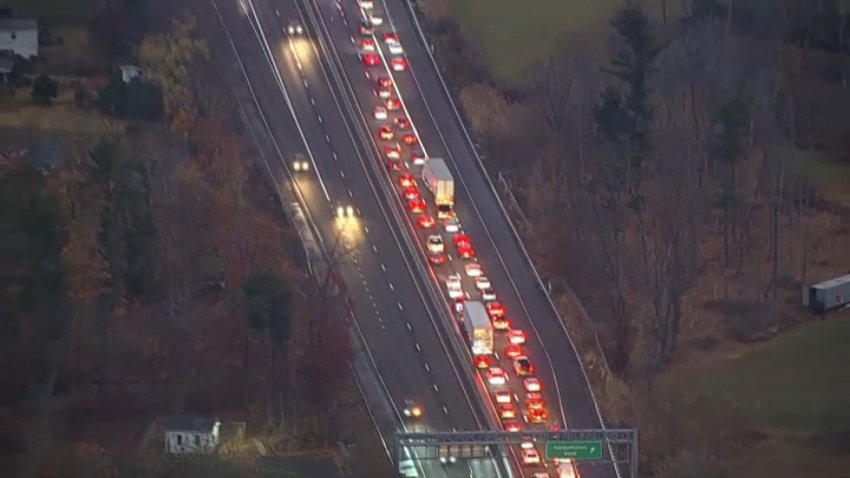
[217, 0, 619, 477]
[213, 1, 507, 477]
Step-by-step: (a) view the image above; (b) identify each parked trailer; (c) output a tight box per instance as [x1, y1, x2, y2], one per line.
[806, 274, 850, 313]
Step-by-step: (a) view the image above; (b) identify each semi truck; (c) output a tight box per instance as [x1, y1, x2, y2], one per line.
[462, 301, 493, 356]
[421, 158, 454, 218]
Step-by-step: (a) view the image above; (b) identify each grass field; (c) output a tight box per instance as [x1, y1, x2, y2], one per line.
[0, 0, 98, 20]
[661, 312, 850, 476]
[452, 0, 677, 84]
[781, 147, 850, 206]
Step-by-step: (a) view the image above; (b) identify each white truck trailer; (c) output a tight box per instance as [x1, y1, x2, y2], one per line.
[462, 301, 493, 356]
[421, 158, 455, 218]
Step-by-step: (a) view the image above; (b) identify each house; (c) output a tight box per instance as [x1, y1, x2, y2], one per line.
[163, 416, 221, 454]
[119, 65, 145, 84]
[0, 19, 38, 59]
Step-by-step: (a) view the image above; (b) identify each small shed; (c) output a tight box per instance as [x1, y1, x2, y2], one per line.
[0, 19, 38, 59]
[119, 65, 145, 84]
[805, 274, 850, 314]
[163, 416, 221, 455]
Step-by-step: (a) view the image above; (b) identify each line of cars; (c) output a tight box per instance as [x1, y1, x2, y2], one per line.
[344, 0, 575, 473]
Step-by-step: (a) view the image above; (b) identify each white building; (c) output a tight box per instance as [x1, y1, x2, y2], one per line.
[163, 416, 221, 454]
[0, 19, 38, 59]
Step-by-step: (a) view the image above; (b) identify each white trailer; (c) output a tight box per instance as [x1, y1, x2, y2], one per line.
[462, 301, 493, 355]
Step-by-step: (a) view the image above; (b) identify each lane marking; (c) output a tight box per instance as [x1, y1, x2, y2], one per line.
[302, 79, 309, 88]
[414, 342, 420, 352]
[388, 282, 394, 291]
[348, 189, 353, 197]
[443, 405, 449, 414]
[424, 363, 430, 372]
[433, 384, 439, 392]
[317, 114, 323, 123]
[380, 263, 386, 272]
[405, 321, 411, 330]
[398, 302, 404, 311]
[372, 245, 378, 252]
[325, 133, 331, 142]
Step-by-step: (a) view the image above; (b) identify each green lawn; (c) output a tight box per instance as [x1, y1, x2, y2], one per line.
[452, 0, 679, 84]
[664, 313, 850, 432]
[0, 0, 98, 20]
[780, 146, 850, 206]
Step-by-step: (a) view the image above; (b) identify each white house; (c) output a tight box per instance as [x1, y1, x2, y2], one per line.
[119, 65, 145, 84]
[163, 416, 221, 454]
[0, 19, 38, 59]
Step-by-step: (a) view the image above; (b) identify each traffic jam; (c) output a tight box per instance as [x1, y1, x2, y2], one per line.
[334, 0, 578, 474]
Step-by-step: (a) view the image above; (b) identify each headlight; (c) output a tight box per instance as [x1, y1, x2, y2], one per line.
[449, 456, 457, 464]
[439, 457, 447, 464]
[337, 206, 344, 218]
[346, 206, 354, 217]
[288, 26, 294, 34]
[293, 161, 301, 171]
[296, 25, 303, 34]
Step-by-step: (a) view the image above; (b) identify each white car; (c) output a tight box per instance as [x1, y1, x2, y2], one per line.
[523, 377, 541, 392]
[521, 448, 541, 465]
[475, 276, 491, 290]
[374, 106, 387, 120]
[369, 13, 384, 26]
[464, 263, 482, 278]
[359, 0, 374, 9]
[443, 217, 460, 233]
[494, 390, 512, 404]
[481, 287, 497, 301]
[388, 41, 403, 55]
[427, 235, 445, 254]
[486, 367, 507, 386]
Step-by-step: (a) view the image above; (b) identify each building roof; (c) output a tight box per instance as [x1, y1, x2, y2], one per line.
[0, 19, 38, 32]
[812, 274, 850, 290]
[164, 416, 219, 433]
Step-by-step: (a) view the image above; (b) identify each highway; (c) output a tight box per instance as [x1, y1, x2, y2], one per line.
[292, 0, 620, 477]
[212, 1, 507, 477]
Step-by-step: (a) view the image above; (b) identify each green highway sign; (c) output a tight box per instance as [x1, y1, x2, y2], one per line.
[545, 440, 603, 461]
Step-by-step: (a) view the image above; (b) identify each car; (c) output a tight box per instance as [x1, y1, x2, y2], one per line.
[362, 53, 381, 66]
[509, 329, 527, 345]
[402, 185, 420, 200]
[521, 448, 541, 465]
[359, 21, 374, 35]
[494, 389, 512, 404]
[408, 198, 426, 214]
[523, 377, 542, 392]
[335, 203, 355, 218]
[492, 315, 511, 331]
[388, 40, 403, 55]
[513, 356, 534, 376]
[526, 392, 545, 410]
[358, 0, 374, 9]
[480, 286, 496, 301]
[402, 398, 422, 418]
[360, 38, 376, 52]
[394, 116, 411, 130]
[292, 154, 310, 172]
[429, 253, 446, 266]
[445, 273, 462, 291]
[378, 76, 393, 88]
[447, 285, 463, 299]
[474, 354, 492, 369]
[375, 84, 392, 98]
[521, 441, 536, 450]
[368, 12, 383, 25]
[486, 367, 507, 386]
[378, 125, 394, 140]
[401, 133, 418, 146]
[462, 263, 481, 278]
[398, 172, 414, 188]
[417, 215, 435, 229]
[286, 21, 304, 35]
[443, 217, 460, 233]
[453, 234, 471, 247]
[504, 344, 523, 360]
[527, 407, 548, 423]
[498, 403, 517, 420]
[385, 98, 402, 111]
[410, 149, 426, 166]
[374, 105, 388, 120]
[427, 235, 445, 254]
[383, 32, 399, 44]
[475, 276, 491, 290]
[391, 57, 408, 71]
[503, 420, 521, 432]
[486, 301, 505, 317]
[386, 158, 402, 171]
[458, 244, 476, 260]
[453, 297, 465, 313]
[385, 143, 401, 159]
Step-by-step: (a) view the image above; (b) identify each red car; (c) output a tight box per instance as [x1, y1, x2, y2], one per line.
[417, 215, 436, 229]
[398, 172, 414, 188]
[503, 420, 521, 432]
[504, 344, 523, 360]
[394, 116, 411, 130]
[391, 57, 407, 71]
[498, 403, 517, 420]
[386, 158, 402, 171]
[378, 125, 394, 140]
[486, 301, 506, 318]
[383, 32, 399, 44]
[453, 234, 471, 248]
[526, 392, 545, 411]
[408, 198, 426, 214]
[492, 315, 510, 331]
[402, 186, 420, 200]
[360, 38, 376, 52]
[377, 76, 392, 88]
[509, 329, 527, 345]
[528, 408, 548, 423]
[385, 98, 402, 111]
[362, 53, 381, 66]
[474, 354, 492, 369]
[385, 143, 401, 159]
[457, 244, 476, 259]
[429, 253, 446, 265]
[401, 133, 418, 146]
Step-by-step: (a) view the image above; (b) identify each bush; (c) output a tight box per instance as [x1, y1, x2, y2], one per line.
[31, 74, 58, 105]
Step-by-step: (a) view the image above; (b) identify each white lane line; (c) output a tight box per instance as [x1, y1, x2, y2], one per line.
[380, 263, 386, 272]
[364, 226, 369, 234]
[317, 114, 323, 123]
[302, 79, 309, 88]
[310, 97, 316, 105]
[443, 405, 449, 414]
[405, 321, 411, 330]
[433, 384, 439, 392]
[447, 254, 453, 262]
[372, 245, 378, 253]
[424, 363, 430, 372]
[333, 151, 338, 160]
[414, 342, 420, 352]
[388, 282, 394, 291]
[398, 302, 404, 311]
[348, 189, 353, 197]
[340, 170, 345, 178]
[325, 134, 331, 142]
